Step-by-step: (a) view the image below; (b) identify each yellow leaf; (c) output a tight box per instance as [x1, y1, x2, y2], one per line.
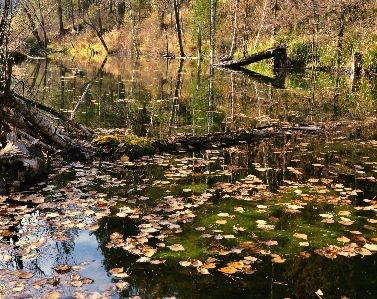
[121, 155, 129, 162]
[337, 236, 350, 243]
[218, 266, 238, 274]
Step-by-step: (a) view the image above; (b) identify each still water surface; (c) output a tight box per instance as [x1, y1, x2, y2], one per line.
[4, 57, 377, 299]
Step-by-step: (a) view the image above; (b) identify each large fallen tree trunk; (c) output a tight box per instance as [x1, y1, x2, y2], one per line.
[8, 94, 73, 148]
[215, 43, 292, 69]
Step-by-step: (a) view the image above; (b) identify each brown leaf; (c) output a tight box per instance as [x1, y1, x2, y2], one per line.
[46, 290, 61, 299]
[54, 264, 72, 274]
[16, 271, 34, 279]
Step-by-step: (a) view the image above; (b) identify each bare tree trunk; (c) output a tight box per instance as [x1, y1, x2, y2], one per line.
[272, 0, 278, 37]
[229, 0, 238, 57]
[311, 0, 319, 68]
[116, 0, 126, 29]
[38, 0, 48, 50]
[173, 0, 185, 57]
[336, 1, 344, 68]
[253, 0, 268, 51]
[210, 0, 215, 66]
[23, 6, 44, 50]
[57, 0, 65, 37]
[82, 17, 109, 53]
[0, 0, 11, 46]
[169, 59, 184, 135]
[97, 4, 103, 33]
[70, 0, 76, 28]
[0, 0, 11, 102]
[128, 0, 140, 58]
[197, 25, 202, 63]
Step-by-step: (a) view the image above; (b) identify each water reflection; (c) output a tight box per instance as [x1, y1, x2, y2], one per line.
[12, 56, 377, 140]
[6, 56, 377, 299]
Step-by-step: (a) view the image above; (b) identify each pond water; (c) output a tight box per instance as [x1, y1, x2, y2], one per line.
[2, 57, 377, 299]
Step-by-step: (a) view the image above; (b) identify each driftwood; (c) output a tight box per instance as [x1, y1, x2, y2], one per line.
[215, 43, 292, 69]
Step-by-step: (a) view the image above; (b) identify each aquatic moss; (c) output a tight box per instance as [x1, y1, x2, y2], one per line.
[92, 133, 155, 157]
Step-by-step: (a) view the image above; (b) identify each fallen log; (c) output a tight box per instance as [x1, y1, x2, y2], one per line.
[94, 125, 323, 160]
[0, 141, 47, 188]
[215, 43, 292, 69]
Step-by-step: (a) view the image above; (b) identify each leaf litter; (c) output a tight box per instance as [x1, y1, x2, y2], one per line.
[1, 135, 377, 297]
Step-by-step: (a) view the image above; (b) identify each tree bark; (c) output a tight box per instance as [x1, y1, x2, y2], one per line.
[229, 0, 238, 57]
[215, 44, 291, 68]
[128, 0, 140, 58]
[116, 0, 126, 29]
[10, 95, 72, 148]
[57, 0, 65, 37]
[210, 0, 215, 66]
[23, 6, 44, 50]
[0, 0, 11, 46]
[173, 0, 185, 57]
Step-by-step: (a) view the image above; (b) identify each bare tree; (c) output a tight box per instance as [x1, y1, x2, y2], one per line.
[173, 0, 185, 57]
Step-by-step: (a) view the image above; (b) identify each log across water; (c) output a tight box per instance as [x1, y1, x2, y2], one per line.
[215, 44, 292, 69]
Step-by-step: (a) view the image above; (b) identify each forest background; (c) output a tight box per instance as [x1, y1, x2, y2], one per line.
[4, 0, 377, 72]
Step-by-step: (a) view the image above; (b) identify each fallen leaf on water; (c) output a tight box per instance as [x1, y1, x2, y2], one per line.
[364, 243, 377, 251]
[315, 289, 323, 296]
[18, 271, 34, 279]
[111, 267, 124, 274]
[227, 261, 243, 269]
[121, 155, 129, 162]
[203, 262, 217, 269]
[13, 284, 25, 292]
[71, 280, 83, 287]
[264, 240, 278, 246]
[136, 257, 151, 262]
[150, 259, 166, 265]
[216, 220, 227, 225]
[81, 277, 93, 284]
[321, 218, 335, 223]
[46, 290, 62, 299]
[112, 273, 130, 278]
[54, 264, 72, 274]
[339, 211, 351, 216]
[70, 274, 81, 281]
[179, 260, 191, 267]
[168, 244, 185, 251]
[294, 233, 307, 240]
[364, 225, 376, 231]
[218, 266, 238, 274]
[217, 212, 229, 217]
[350, 230, 362, 235]
[116, 281, 130, 290]
[337, 236, 350, 243]
[299, 251, 311, 258]
[272, 255, 286, 263]
[198, 267, 210, 274]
